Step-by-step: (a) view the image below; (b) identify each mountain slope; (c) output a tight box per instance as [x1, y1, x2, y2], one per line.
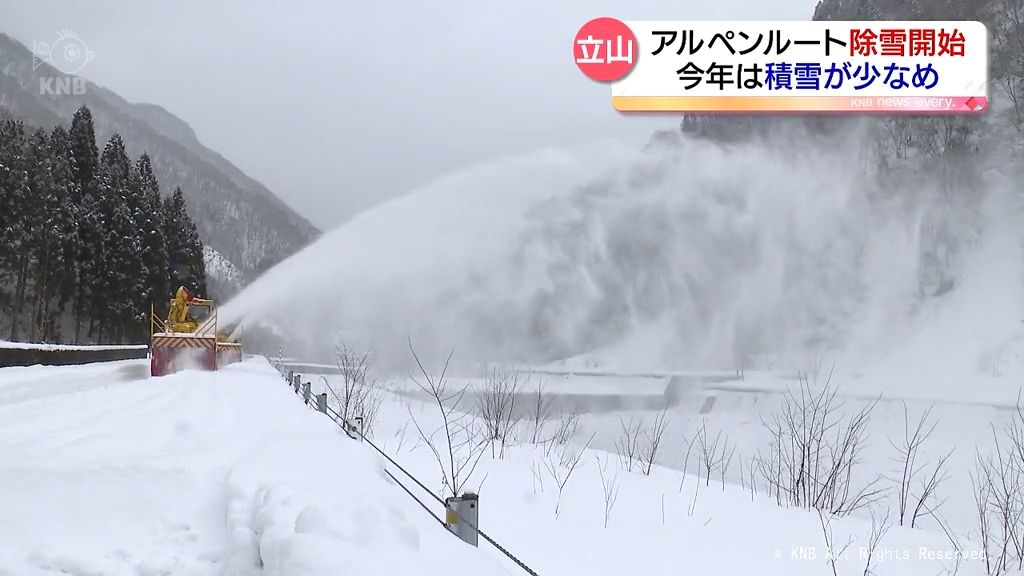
[0, 32, 318, 278]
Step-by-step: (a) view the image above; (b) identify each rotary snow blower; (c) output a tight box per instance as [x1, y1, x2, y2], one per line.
[149, 286, 243, 377]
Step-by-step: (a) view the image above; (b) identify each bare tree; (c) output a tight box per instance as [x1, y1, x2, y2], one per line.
[889, 402, 941, 526]
[391, 421, 411, 453]
[911, 448, 954, 528]
[745, 454, 759, 500]
[754, 371, 885, 516]
[615, 417, 643, 472]
[862, 508, 891, 576]
[325, 341, 384, 437]
[971, 392, 1024, 576]
[640, 407, 671, 476]
[817, 509, 854, 576]
[933, 511, 965, 576]
[696, 420, 727, 487]
[677, 431, 699, 493]
[973, 453, 997, 576]
[543, 434, 595, 518]
[529, 378, 553, 444]
[407, 341, 487, 499]
[596, 454, 621, 528]
[476, 365, 528, 458]
[544, 409, 580, 456]
[720, 443, 736, 491]
[530, 458, 546, 495]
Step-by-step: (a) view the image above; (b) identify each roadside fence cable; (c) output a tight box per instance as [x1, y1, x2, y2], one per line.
[383, 468, 446, 528]
[282, 369, 543, 576]
[322, 404, 445, 506]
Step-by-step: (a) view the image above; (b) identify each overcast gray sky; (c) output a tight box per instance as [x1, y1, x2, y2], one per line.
[2, 0, 815, 229]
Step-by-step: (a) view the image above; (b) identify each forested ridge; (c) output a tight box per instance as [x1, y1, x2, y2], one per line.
[0, 105, 206, 345]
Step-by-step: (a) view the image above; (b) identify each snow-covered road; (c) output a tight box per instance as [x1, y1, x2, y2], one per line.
[0, 358, 509, 576]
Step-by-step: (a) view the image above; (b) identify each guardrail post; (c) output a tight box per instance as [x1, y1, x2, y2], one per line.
[303, 381, 311, 405]
[287, 369, 294, 383]
[445, 493, 479, 547]
[316, 392, 327, 414]
[292, 374, 300, 394]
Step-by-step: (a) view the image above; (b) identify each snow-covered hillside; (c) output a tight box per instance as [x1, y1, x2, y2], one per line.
[204, 246, 243, 286]
[205, 245, 245, 298]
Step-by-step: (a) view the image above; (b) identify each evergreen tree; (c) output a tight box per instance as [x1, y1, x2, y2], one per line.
[22, 128, 52, 340]
[135, 154, 169, 322]
[49, 127, 82, 312]
[76, 191, 104, 342]
[96, 134, 146, 342]
[0, 120, 33, 340]
[69, 107, 99, 342]
[30, 127, 80, 341]
[69, 106, 98, 196]
[163, 187, 207, 297]
[0, 106, 209, 344]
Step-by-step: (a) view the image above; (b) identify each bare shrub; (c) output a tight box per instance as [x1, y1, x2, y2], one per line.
[324, 341, 383, 437]
[678, 431, 699, 493]
[720, 444, 736, 491]
[817, 509, 854, 576]
[640, 407, 671, 476]
[744, 454, 758, 500]
[596, 454, 621, 528]
[695, 420, 731, 487]
[529, 378, 553, 444]
[911, 449, 953, 528]
[543, 433, 594, 518]
[615, 408, 671, 476]
[476, 365, 528, 458]
[614, 417, 643, 472]
[407, 341, 487, 498]
[544, 409, 580, 455]
[530, 459, 546, 495]
[889, 403, 952, 528]
[753, 370, 885, 516]
[862, 508, 892, 576]
[971, 395, 1024, 576]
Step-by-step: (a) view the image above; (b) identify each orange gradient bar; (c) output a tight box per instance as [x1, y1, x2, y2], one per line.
[612, 95, 987, 113]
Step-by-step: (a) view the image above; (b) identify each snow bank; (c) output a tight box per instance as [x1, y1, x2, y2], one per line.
[0, 358, 510, 576]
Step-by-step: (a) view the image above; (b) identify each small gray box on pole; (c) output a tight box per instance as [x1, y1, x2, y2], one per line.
[445, 493, 479, 547]
[302, 381, 311, 405]
[316, 392, 327, 414]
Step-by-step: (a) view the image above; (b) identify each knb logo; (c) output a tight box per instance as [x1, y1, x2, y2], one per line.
[32, 30, 94, 96]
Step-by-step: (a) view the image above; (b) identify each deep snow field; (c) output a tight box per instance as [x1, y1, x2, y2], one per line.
[0, 359, 508, 576]
[0, 356, 1006, 575]
[309, 362, 1009, 576]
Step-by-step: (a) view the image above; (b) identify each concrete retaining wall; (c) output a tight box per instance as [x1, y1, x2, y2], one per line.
[0, 346, 149, 368]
